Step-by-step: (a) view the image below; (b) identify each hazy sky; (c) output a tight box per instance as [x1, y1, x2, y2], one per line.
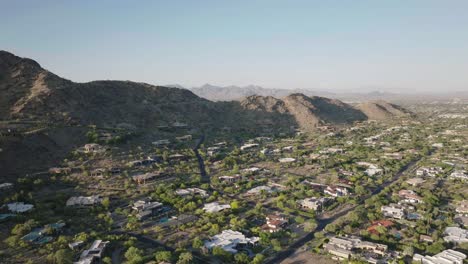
[2, 0, 468, 92]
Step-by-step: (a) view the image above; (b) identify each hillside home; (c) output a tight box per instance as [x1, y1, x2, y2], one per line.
[6, 202, 34, 213]
[90, 168, 105, 178]
[176, 135, 192, 142]
[406, 178, 425, 186]
[450, 170, 468, 180]
[278, 157, 296, 163]
[381, 204, 406, 219]
[323, 236, 388, 261]
[298, 197, 330, 211]
[262, 214, 288, 233]
[75, 240, 109, 264]
[443, 227, 468, 244]
[240, 143, 259, 151]
[398, 190, 424, 204]
[132, 199, 166, 220]
[204, 230, 259, 254]
[203, 202, 231, 213]
[207, 146, 221, 156]
[83, 143, 104, 153]
[324, 186, 349, 197]
[175, 188, 208, 197]
[132, 172, 161, 185]
[455, 200, 468, 216]
[219, 175, 243, 184]
[66, 195, 102, 207]
[413, 249, 466, 264]
[152, 139, 170, 147]
[416, 167, 443, 177]
[367, 220, 394, 235]
[245, 185, 273, 196]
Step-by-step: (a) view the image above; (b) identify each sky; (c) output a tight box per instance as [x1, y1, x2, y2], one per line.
[1, 0, 468, 93]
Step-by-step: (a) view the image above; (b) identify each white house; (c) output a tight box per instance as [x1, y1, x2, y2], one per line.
[204, 230, 259, 253]
[381, 204, 406, 219]
[203, 202, 231, 213]
[6, 202, 34, 213]
[443, 227, 468, 244]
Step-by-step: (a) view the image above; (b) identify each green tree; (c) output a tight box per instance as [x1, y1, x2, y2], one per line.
[53, 249, 73, 264]
[252, 254, 265, 264]
[177, 252, 193, 264]
[125, 246, 144, 264]
[155, 250, 172, 263]
[192, 237, 204, 249]
[234, 252, 250, 263]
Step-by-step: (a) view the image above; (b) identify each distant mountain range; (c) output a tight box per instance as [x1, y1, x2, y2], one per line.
[0, 50, 412, 179]
[167, 83, 468, 104]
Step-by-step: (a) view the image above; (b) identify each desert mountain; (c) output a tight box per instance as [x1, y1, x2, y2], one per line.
[240, 94, 368, 130]
[0, 51, 223, 129]
[355, 100, 413, 120]
[189, 83, 335, 101]
[0, 51, 412, 179]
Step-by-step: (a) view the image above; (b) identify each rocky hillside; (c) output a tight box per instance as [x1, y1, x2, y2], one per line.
[0, 51, 223, 129]
[355, 100, 413, 120]
[189, 83, 335, 101]
[240, 94, 368, 130]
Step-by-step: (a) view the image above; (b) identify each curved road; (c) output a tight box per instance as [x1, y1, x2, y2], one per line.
[266, 156, 423, 264]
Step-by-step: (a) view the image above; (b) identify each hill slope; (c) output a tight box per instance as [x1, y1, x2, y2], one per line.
[240, 94, 368, 131]
[355, 100, 413, 120]
[0, 51, 222, 129]
[189, 83, 335, 101]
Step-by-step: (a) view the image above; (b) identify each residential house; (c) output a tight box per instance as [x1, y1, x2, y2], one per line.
[66, 195, 102, 207]
[90, 168, 105, 178]
[219, 175, 243, 184]
[176, 135, 192, 142]
[443, 227, 468, 244]
[207, 146, 221, 156]
[406, 178, 425, 186]
[298, 197, 330, 211]
[367, 220, 394, 235]
[324, 186, 349, 197]
[175, 188, 208, 197]
[456, 200, 468, 216]
[132, 199, 166, 220]
[262, 214, 288, 233]
[413, 249, 466, 264]
[203, 230, 259, 254]
[132, 172, 162, 185]
[398, 190, 424, 204]
[416, 167, 443, 177]
[381, 204, 406, 219]
[203, 202, 231, 213]
[419, 235, 434, 244]
[83, 143, 104, 153]
[6, 202, 34, 213]
[323, 236, 388, 261]
[282, 146, 294, 152]
[240, 143, 259, 151]
[75, 240, 109, 264]
[450, 170, 468, 180]
[278, 158, 296, 163]
[245, 185, 273, 196]
[152, 139, 170, 147]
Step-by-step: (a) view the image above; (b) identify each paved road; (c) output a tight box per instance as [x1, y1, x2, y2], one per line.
[193, 134, 210, 183]
[265, 156, 423, 264]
